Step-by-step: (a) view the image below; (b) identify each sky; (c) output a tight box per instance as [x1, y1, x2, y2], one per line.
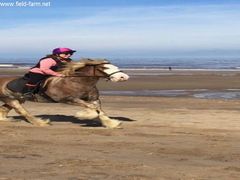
[0, 0, 240, 58]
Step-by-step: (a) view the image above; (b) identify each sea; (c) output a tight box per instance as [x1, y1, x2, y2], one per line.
[1, 56, 240, 70]
[1, 57, 240, 99]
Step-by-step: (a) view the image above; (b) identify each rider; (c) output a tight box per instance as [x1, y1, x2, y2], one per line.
[22, 47, 76, 95]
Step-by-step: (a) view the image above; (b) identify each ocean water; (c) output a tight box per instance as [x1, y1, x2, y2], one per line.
[0, 57, 240, 70]
[110, 57, 240, 70]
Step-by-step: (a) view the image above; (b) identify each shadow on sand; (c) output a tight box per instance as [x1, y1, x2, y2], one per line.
[11, 115, 136, 127]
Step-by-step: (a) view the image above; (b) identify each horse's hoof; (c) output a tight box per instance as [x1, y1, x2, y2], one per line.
[107, 121, 122, 129]
[99, 116, 122, 129]
[34, 119, 51, 127]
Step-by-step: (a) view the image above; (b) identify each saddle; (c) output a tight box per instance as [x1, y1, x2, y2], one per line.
[6, 76, 54, 102]
[7, 77, 29, 94]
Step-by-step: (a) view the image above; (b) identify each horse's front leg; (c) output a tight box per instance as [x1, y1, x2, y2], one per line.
[3, 98, 50, 126]
[75, 99, 122, 129]
[64, 97, 99, 109]
[95, 100, 122, 128]
[65, 98, 100, 120]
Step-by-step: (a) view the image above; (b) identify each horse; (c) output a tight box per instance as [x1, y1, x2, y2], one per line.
[0, 58, 129, 128]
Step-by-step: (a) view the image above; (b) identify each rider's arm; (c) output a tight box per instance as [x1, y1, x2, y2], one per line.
[39, 58, 63, 77]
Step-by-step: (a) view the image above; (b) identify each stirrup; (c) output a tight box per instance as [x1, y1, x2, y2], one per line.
[22, 92, 35, 98]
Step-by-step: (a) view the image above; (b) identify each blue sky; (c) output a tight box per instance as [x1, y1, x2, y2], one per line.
[0, 0, 240, 58]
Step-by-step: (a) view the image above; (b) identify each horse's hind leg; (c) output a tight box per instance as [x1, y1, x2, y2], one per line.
[5, 99, 50, 126]
[0, 104, 12, 121]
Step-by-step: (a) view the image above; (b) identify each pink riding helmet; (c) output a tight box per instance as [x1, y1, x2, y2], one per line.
[52, 47, 76, 54]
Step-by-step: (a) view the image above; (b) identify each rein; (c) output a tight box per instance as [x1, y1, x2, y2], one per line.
[61, 63, 122, 78]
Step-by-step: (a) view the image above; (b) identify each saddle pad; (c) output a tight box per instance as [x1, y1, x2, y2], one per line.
[7, 77, 28, 93]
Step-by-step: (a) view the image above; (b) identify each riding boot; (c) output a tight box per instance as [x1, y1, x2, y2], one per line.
[22, 85, 37, 98]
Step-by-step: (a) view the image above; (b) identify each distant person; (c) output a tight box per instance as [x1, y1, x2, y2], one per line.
[168, 66, 172, 71]
[22, 47, 76, 96]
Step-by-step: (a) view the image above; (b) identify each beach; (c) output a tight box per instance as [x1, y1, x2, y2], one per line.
[2, 67, 240, 91]
[0, 68, 240, 179]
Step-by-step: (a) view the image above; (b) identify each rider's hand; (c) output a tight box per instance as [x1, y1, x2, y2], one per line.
[57, 74, 65, 77]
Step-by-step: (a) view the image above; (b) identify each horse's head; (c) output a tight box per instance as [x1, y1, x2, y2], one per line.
[95, 60, 129, 82]
[60, 58, 129, 82]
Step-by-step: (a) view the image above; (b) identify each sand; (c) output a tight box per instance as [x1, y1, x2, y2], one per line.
[0, 69, 240, 179]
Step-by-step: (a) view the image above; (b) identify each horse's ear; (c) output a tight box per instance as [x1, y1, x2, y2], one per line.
[71, 61, 87, 69]
[79, 58, 110, 65]
[103, 59, 110, 64]
[92, 58, 110, 64]
[79, 58, 94, 64]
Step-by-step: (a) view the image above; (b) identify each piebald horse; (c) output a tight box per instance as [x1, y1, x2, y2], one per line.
[0, 59, 129, 128]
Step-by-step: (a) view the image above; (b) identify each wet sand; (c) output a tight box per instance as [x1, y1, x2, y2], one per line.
[0, 69, 240, 179]
[99, 69, 240, 91]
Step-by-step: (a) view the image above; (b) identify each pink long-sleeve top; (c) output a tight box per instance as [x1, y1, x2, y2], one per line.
[29, 58, 62, 77]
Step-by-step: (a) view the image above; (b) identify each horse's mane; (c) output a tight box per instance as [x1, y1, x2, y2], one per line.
[58, 58, 109, 76]
[43, 58, 109, 87]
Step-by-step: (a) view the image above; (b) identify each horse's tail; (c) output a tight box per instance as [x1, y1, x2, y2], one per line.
[0, 77, 25, 101]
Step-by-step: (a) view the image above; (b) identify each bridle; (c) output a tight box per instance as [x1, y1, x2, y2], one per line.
[63, 62, 123, 79]
[107, 70, 123, 77]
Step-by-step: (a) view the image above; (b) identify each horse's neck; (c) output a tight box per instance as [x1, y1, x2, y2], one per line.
[49, 76, 99, 90]
[69, 77, 99, 86]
